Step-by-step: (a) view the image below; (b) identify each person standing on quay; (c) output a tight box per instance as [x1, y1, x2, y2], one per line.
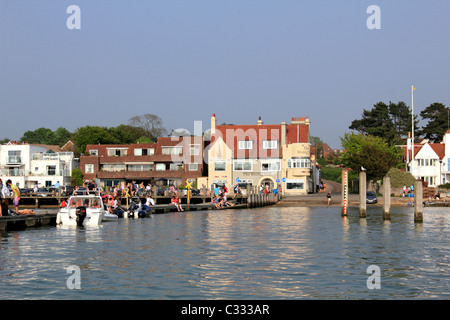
[327, 191, 332, 207]
[7, 180, 20, 215]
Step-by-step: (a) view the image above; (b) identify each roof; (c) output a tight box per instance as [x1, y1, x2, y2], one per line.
[211, 121, 309, 159]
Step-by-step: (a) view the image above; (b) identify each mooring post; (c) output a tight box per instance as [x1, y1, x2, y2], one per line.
[341, 169, 349, 216]
[383, 176, 391, 220]
[414, 180, 423, 222]
[359, 171, 367, 218]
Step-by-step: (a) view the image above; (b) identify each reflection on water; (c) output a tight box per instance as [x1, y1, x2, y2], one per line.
[0, 206, 449, 299]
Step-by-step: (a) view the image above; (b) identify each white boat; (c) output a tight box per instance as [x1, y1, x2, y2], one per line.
[103, 211, 119, 222]
[56, 194, 106, 227]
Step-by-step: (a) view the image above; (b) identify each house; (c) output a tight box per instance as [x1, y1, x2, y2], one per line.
[80, 136, 206, 189]
[403, 130, 450, 187]
[0, 141, 78, 188]
[205, 114, 314, 195]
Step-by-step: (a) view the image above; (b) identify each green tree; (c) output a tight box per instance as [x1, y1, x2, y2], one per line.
[20, 127, 58, 145]
[54, 127, 73, 146]
[420, 102, 450, 142]
[71, 168, 84, 186]
[340, 133, 401, 181]
[350, 101, 418, 143]
[73, 126, 120, 155]
[109, 125, 151, 144]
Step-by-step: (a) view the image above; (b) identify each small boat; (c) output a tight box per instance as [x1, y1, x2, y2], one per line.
[56, 193, 106, 227]
[103, 211, 119, 222]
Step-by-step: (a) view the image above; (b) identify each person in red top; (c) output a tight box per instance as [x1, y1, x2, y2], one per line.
[171, 194, 184, 212]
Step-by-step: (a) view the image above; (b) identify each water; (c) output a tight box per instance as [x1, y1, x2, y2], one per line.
[1, 206, 449, 300]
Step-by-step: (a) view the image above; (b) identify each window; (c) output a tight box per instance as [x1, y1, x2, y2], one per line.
[190, 144, 200, 156]
[238, 140, 253, 150]
[89, 150, 98, 156]
[7, 150, 21, 163]
[214, 160, 226, 171]
[107, 148, 128, 157]
[286, 179, 304, 190]
[161, 146, 183, 155]
[101, 164, 126, 172]
[47, 165, 56, 176]
[170, 163, 183, 171]
[288, 158, 311, 168]
[263, 140, 278, 149]
[134, 148, 155, 156]
[233, 159, 253, 171]
[156, 164, 166, 171]
[189, 163, 198, 171]
[85, 164, 94, 173]
[128, 164, 154, 171]
[261, 159, 281, 171]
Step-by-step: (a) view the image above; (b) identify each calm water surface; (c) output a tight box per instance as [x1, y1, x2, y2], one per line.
[1, 206, 449, 299]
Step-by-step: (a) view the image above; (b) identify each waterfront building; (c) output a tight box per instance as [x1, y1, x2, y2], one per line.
[403, 130, 450, 187]
[0, 141, 78, 188]
[80, 136, 206, 189]
[205, 114, 314, 195]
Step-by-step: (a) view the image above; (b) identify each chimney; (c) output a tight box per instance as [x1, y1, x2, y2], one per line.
[211, 113, 217, 135]
[281, 121, 286, 146]
[257, 116, 263, 125]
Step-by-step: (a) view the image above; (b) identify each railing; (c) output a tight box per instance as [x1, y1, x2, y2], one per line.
[0, 169, 71, 177]
[0, 169, 25, 176]
[7, 156, 22, 164]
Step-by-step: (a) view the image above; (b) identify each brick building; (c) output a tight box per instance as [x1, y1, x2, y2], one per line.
[80, 136, 206, 189]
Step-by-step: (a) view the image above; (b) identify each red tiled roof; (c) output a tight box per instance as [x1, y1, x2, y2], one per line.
[211, 121, 309, 159]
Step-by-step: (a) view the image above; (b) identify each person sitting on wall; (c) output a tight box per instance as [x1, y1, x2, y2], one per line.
[171, 194, 184, 212]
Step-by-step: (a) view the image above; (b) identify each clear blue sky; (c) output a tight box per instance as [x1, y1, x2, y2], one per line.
[1, 0, 450, 149]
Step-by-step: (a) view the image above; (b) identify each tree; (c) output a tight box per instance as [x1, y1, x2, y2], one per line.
[71, 168, 83, 186]
[54, 127, 73, 146]
[420, 102, 450, 142]
[20, 127, 58, 145]
[340, 133, 401, 181]
[73, 126, 120, 155]
[309, 136, 324, 158]
[109, 125, 151, 144]
[128, 113, 168, 141]
[350, 101, 418, 144]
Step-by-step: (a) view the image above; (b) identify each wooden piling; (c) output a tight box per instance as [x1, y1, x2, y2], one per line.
[383, 176, 391, 220]
[414, 180, 423, 222]
[359, 171, 367, 218]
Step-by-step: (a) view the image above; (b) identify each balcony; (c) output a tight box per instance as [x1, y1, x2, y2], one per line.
[0, 169, 25, 177]
[7, 156, 22, 164]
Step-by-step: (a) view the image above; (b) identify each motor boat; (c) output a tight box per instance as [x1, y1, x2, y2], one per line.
[56, 193, 106, 227]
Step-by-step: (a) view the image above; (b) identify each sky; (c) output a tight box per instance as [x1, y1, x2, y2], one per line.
[1, 1, 450, 149]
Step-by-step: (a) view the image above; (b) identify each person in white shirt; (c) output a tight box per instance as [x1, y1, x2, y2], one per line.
[145, 195, 155, 206]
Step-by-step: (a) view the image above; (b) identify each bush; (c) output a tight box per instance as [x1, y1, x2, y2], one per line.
[386, 168, 415, 188]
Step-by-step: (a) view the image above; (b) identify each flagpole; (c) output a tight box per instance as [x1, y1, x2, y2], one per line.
[411, 85, 415, 174]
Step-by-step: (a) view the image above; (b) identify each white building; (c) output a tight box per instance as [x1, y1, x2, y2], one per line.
[0, 142, 78, 188]
[406, 131, 450, 187]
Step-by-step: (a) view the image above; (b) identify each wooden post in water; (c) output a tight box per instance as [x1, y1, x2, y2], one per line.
[414, 180, 423, 222]
[359, 171, 367, 218]
[383, 176, 391, 220]
[341, 169, 349, 216]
